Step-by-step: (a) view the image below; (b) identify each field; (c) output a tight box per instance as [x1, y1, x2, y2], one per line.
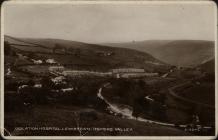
[5, 104, 191, 136]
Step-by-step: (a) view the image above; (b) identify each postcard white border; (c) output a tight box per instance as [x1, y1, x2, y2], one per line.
[1, 0, 217, 140]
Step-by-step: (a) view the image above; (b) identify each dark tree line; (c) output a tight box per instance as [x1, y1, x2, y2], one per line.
[53, 43, 81, 56]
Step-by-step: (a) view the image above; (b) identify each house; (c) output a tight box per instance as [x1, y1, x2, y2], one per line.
[32, 59, 43, 64]
[51, 76, 66, 84]
[46, 59, 57, 64]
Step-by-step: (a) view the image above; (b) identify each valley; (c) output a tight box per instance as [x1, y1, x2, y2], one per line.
[3, 35, 215, 136]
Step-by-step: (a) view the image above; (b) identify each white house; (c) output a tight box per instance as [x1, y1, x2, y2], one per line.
[32, 59, 43, 64]
[46, 59, 57, 64]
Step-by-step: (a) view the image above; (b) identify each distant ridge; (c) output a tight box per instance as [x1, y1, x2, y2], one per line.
[104, 40, 214, 67]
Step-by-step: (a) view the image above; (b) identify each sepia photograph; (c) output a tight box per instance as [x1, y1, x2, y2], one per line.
[1, 0, 217, 139]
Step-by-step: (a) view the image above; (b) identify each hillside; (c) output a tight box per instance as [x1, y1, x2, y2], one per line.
[198, 59, 215, 74]
[4, 35, 170, 73]
[104, 40, 214, 67]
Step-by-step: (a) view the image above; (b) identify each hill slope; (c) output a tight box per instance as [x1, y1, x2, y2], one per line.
[104, 40, 214, 67]
[198, 59, 215, 74]
[4, 35, 170, 73]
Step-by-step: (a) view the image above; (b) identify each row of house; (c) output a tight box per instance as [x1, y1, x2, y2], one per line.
[49, 67, 146, 73]
[62, 70, 112, 77]
[32, 58, 57, 65]
[48, 66, 158, 78]
[111, 68, 145, 74]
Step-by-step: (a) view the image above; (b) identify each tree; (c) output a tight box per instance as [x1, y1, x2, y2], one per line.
[28, 79, 35, 87]
[75, 49, 81, 57]
[40, 76, 54, 89]
[53, 43, 64, 54]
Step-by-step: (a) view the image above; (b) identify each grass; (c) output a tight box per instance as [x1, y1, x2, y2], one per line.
[4, 104, 191, 136]
[104, 40, 214, 67]
[20, 65, 50, 74]
[11, 45, 52, 53]
[180, 83, 215, 106]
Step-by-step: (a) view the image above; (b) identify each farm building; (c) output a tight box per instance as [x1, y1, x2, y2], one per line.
[96, 51, 114, 56]
[111, 68, 145, 74]
[48, 66, 65, 72]
[111, 68, 159, 78]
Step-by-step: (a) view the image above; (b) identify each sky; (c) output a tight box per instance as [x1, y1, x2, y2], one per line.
[3, 1, 217, 43]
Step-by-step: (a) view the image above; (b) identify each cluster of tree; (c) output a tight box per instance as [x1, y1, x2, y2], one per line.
[56, 77, 107, 108]
[15, 76, 107, 109]
[5, 79, 48, 113]
[68, 48, 81, 57]
[53, 43, 67, 54]
[53, 43, 81, 56]
[201, 73, 215, 83]
[106, 78, 167, 121]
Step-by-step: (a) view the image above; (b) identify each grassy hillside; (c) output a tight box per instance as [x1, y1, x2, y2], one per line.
[104, 40, 214, 67]
[178, 59, 215, 106]
[5, 104, 191, 136]
[198, 59, 215, 74]
[4, 35, 170, 73]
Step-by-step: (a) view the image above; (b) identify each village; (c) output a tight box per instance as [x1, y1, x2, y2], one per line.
[6, 51, 160, 79]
